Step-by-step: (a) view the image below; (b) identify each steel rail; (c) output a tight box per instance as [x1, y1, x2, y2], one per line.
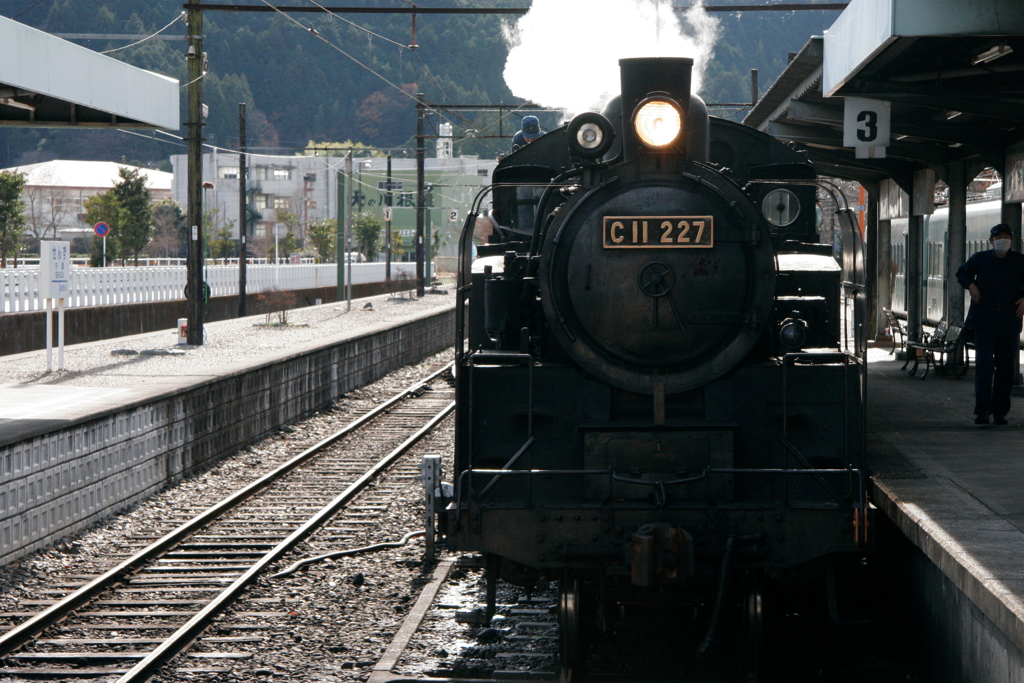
[0, 361, 453, 657]
[116, 399, 456, 683]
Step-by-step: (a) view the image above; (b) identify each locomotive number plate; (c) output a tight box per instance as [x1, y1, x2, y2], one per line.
[602, 216, 714, 249]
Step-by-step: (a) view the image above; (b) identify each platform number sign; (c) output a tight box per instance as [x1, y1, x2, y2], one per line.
[40, 240, 70, 299]
[843, 97, 891, 148]
[448, 209, 459, 223]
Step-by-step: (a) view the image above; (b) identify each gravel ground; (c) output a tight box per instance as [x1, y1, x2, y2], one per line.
[0, 350, 456, 683]
[0, 287, 453, 389]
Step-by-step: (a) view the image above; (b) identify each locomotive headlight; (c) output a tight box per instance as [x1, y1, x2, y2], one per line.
[566, 112, 615, 159]
[634, 98, 682, 148]
[577, 123, 603, 149]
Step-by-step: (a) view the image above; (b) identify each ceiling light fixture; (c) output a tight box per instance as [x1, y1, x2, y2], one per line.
[972, 44, 1013, 66]
[945, 110, 962, 120]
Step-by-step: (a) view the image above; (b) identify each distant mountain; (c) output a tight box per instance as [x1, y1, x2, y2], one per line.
[0, 0, 838, 169]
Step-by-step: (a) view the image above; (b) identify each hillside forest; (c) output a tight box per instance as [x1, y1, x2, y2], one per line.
[0, 0, 840, 170]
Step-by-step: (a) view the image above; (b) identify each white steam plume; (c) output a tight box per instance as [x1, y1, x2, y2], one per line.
[503, 0, 721, 117]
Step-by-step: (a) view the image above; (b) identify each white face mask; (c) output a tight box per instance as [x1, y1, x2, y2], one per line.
[993, 238, 1011, 254]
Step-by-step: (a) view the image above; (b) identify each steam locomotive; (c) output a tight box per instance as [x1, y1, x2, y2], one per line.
[443, 57, 870, 679]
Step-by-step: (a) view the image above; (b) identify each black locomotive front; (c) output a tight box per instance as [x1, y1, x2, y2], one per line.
[446, 57, 869, 673]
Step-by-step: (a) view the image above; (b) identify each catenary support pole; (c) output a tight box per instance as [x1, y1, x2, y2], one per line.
[336, 166, 345, 302]
[346, 151, 353, 311]
[238, 102, 247, 318]
[385, 154, 393, 281]
[185, 3, 205, 345]
[416, 93, 426, 297]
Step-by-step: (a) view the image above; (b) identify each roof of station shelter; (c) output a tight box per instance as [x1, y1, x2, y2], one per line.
[0, 15, 179, 130]
[2, 160, 173, 193]
[743, 0, 1024, 188]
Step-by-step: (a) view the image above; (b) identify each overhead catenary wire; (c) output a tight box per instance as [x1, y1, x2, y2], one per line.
[305, 0, 410, 50]
[103, 12, 186, 54]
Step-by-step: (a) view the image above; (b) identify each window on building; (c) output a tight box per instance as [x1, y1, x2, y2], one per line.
[255, 223, 267, 238]
[219, 166, 239, 179]
[274, 196, 291, 210]
[272, 168, 292, 181]
[255, 194, 267, 211]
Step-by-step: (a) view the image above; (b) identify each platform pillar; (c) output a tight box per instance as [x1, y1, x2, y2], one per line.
[877, 218, 892, 337]
[946, 160, 967, 327]
[864, 182, 879, 339]
[906, 213, 924, 343]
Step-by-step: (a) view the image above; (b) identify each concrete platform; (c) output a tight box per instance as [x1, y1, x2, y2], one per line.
[0, 289, 455, 566]
[867, 348, 1024, 680]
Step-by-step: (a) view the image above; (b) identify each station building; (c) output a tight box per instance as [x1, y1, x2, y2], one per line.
[744, 0, 1024, 343]
[168, 152, 496, 258]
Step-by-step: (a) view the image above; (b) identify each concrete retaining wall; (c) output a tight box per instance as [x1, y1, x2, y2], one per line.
[0, 306, 454, 566]
[0, 279, 421, 357]
[874, 478, 1024, 682]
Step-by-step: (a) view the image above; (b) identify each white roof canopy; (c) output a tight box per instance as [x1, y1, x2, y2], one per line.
[823, 0, 1024, 96]
[0, 15, 179, 129]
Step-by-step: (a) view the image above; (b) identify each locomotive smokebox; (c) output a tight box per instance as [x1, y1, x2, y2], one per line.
[619, 57, 696, 162]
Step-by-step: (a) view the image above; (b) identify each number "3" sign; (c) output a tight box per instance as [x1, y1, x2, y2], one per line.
[843, 97, 891, 148]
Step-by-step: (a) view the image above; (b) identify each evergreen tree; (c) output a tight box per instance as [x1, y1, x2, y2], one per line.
[112, 167, 154, 265]
[307, 218, 337, 263]
[0, 170, 27, 268]
[353, 212, 383, 261]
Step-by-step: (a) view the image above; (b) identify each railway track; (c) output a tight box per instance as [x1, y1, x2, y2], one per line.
[0, 362, 455, 681]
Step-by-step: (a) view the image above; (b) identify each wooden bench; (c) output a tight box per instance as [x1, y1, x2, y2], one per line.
[883, 308, 907, 356]
[904, 321, 967, 379]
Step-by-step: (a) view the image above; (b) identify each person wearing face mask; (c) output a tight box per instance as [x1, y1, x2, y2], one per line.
[956, 224, 1024, 424]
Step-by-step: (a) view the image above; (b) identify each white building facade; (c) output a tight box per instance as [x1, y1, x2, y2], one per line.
[1, 160, 172, 243]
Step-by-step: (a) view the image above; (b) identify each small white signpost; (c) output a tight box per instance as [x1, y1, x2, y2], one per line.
[93, 222, 109, 267]
[382, 206, 393, 222]
[39, 240, 70, 372]
[448, 208, 459, 223]
[843, 97, 891, 159]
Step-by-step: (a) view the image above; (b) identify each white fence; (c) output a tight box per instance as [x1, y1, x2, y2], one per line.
[1, 262, 417, 312]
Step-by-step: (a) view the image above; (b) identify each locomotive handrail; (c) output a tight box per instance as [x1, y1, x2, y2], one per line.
[476, 436, 536, 500]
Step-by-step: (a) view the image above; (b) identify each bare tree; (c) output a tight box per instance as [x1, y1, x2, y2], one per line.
[22, 166, 76, 241]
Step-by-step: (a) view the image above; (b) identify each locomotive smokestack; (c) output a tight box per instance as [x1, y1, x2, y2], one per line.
[619, 57, 704, 163]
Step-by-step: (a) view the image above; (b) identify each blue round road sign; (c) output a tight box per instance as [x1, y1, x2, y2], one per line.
[94, 222, 110, 237]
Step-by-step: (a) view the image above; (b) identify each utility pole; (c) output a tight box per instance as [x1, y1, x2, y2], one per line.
[185, 3, 205, 344]
[345, 151, 353, 311]
[415, 92, 426, 297]
[238, 102, 247, 317]
[750, 68, 759, 107]
[385, 154, 392, 281]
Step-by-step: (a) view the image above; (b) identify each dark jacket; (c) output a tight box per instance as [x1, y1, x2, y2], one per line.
[956, 249, 1024, 334]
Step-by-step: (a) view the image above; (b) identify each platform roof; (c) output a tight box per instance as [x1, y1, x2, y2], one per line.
[0, 15, 179, 130]
[744, 0, 1024, 188]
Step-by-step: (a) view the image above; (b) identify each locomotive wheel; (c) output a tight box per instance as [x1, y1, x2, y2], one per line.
[744, 570, 765, 682]
[558, 574, 584, 683]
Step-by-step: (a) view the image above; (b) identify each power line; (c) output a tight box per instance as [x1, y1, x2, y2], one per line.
[102, 12, 187, 53]
[185, 3, 848, 13]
